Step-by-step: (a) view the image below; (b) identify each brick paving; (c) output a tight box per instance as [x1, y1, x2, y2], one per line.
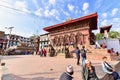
[0, 55, 119, 80]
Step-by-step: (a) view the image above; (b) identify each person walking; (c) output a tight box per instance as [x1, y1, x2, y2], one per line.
[82, 60, 99, 80]
[81, 46, 87, 66]
[101, 56, 120, 80]
[75, 47, 80, 65]
[60, 65, 74, 80]
[43, 48, 47, 57]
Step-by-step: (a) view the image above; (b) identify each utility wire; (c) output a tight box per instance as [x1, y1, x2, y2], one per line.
[0, 4, 29, 13]
[0, 0, 9, 4]
[0, 0, 30, 14]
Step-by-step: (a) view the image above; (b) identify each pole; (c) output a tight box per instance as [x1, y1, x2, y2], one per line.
[5, 27, 14, 48]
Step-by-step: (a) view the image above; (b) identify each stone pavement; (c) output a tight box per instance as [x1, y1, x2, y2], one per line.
[0, 55, 119, 80]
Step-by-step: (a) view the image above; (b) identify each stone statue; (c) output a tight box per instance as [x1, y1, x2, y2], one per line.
[49, 45, 55, 57]
[65, 47, 71, 58]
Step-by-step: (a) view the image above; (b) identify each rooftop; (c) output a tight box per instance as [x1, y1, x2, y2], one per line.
[100, 25, 112, 33]
[44, 12, 98, 32]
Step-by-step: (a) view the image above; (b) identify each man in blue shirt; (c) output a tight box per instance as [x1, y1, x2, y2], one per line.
[81, 46, 87, 67]
[75, 47, 80, 65]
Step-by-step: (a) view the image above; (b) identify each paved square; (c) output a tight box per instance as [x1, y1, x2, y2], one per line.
[1, 55, 118, 80]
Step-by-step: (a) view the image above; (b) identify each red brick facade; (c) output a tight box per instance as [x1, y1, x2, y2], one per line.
[44, 13, 98, 47]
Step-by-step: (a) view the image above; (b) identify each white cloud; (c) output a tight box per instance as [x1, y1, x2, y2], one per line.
[34, 8, 59, 18]
[75, 6, 79, 14]
[94, 0, 103, 10]
[113, 18, 119, 22]
[34, 8, 43, 17]
[32, 0, 39, 9]
[102, 13, 107, 18]
[61, 9, 70, 16]
[49, 0, 56, 5]
[112, 8, 119, 16]
[0, 9, 34, 37]
[14, 1, 30, 13]
[44, 9, 49, 17]
[100, 18, 120, 32]
[82, 2, 89, 15]
[68, 4, 74, 11]
[0, 0, 12, 8]
[101, 20, 108, 26]
[109, 18, 120, 32]
[84, 10, 89, 15]
[111, 18, 120, 28]
[44, 9, 59, 17]
[55, 16, 61, 21]
[75, 10, 78, 14]
[82, 2, 89, 11]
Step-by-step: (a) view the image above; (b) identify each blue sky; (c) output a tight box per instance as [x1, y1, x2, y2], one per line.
[0, 0, 120, 37]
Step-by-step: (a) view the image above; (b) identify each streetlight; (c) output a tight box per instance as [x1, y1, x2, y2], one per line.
[5, 27, 14, 35]
[5, 27, 14, 48]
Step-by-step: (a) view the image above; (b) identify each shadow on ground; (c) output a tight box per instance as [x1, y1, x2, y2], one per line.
[3, 74, 56, 80]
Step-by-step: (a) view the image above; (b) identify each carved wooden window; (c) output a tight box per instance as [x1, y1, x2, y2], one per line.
[64, 35, 70, 45]
[69, 34, 76, 44]
[53, 36, 59, 46]
[76, 32, 83, 45]
[59, 36, 64, 45]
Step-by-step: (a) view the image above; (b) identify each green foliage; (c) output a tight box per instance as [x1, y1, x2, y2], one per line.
[109, 31, 120, 39]
[95, 31, 120, 40]
[95, 33, 104, 40]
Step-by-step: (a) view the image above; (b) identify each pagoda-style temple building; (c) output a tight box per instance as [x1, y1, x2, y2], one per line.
[44, 13, 98, 47]
[100, 25, 112, 38]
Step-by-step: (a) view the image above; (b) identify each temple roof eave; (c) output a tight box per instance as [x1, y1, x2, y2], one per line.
[44, 12, 98, 32]
[100, 25, 112, 33]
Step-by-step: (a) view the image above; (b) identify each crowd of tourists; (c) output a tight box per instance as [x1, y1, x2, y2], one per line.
[108, 48, 120, 56]
[60, 46, 120, 80]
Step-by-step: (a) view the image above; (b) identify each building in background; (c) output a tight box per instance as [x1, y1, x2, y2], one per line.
[100, 25, 112, 39]
[0, 31, 7, 49]
[5, 34, 32, 48]
[40, 33, 50, 48]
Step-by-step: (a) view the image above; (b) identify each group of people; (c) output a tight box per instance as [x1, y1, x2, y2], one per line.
[75, 46, 87, 66]
[108, 48, 120, 56]
[39, 48, 47, 57]
[60, 59, 99, 80]
[60, 45, 120, 80]
[60, 56, 120, 80]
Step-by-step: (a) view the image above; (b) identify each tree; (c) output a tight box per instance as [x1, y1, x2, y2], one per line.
[109, 31, 120, 39]
[95, 33, 104, 40]
[95, 31, 120, 40]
